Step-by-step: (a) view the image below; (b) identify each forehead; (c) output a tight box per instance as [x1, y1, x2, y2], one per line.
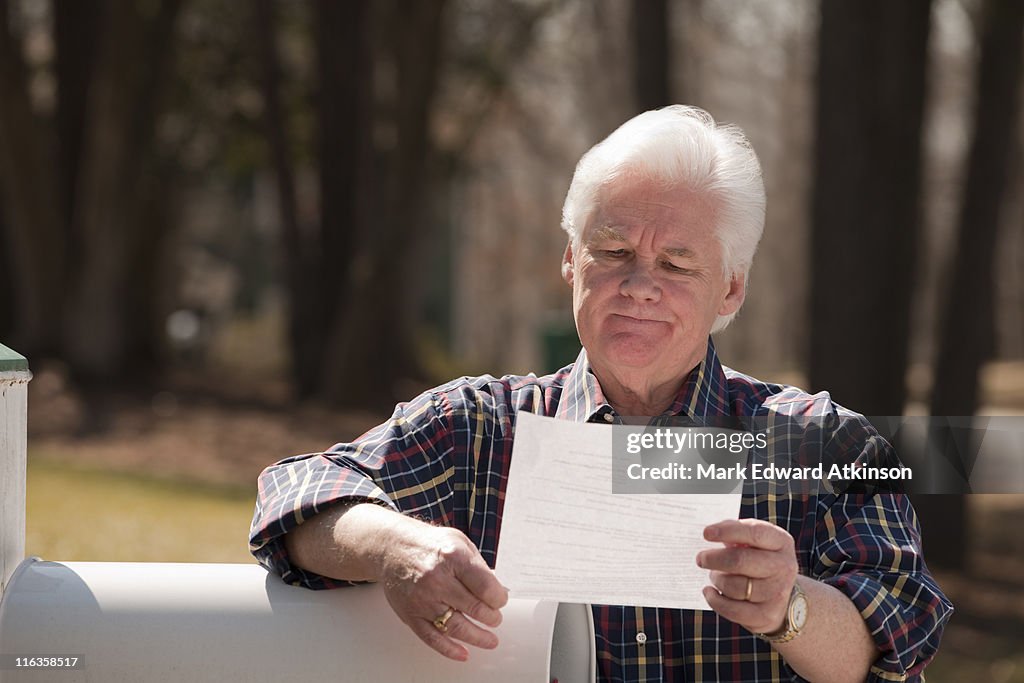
[584, 179, 719, 243]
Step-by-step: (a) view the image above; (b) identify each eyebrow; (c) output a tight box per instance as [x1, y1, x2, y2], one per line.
[591, 225, 627, 242]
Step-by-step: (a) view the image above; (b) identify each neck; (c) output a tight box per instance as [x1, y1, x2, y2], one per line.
[592, 366, 693, 417]
[586, 343, 709, 418]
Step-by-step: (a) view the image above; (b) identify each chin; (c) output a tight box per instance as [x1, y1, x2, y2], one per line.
[600, 340, 665, 369]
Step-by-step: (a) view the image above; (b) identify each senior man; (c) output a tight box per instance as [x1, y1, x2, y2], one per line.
[250, 106, 951, 682]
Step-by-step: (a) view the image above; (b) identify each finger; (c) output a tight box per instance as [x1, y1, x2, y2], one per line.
[702, 586, 784, 635]
[420, 531, 507, 623]
[442, 610, 500, 650]
[708, 571, 790, 604]
[456, 555, 510, 611]
[409, 619, 470, 662]
[446, 579, 504, 628]
[697, 545, 796, 579]
[704, 519, 792, 551]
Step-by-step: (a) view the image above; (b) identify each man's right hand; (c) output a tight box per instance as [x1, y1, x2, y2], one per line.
[378, 519, 509, 661]
[284, 502, 509, 662]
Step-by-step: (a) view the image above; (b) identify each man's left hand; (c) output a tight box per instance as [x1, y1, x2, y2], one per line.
[696, 519, 799, 635]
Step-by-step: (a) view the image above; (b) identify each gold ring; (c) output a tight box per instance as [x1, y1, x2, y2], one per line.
[744, 577, 753, 601]
[432, 607, 455, 632]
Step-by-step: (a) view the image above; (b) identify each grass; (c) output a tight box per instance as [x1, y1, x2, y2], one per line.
[25, 454, 258, 564]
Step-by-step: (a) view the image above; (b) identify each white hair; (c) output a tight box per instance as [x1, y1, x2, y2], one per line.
[561, 105, 766, 332]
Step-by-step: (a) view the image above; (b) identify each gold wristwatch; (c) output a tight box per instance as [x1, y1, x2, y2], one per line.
[757, 581, 807, 644]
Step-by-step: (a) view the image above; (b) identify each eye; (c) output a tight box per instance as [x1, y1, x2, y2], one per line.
[660, 259, 690, 273]
[602, 249, 628, 258]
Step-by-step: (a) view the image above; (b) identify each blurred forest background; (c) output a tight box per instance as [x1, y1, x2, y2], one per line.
[1, 0, 1023, 679]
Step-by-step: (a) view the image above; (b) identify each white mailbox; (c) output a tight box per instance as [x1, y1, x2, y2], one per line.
[0, 344, 596, 682]
[0, 560, 595, 682]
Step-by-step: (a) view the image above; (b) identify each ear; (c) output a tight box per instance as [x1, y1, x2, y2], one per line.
[561, 241, 575, 286]
[718, 271, 747, 317]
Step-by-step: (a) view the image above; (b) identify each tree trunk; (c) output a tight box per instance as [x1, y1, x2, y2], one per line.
[55, 0, 103, 264]
[321, 0, 446, 409]
[307, 0, 372, 399]
[62, 0, 183, 384]
[0, 0, 11, 339]
[810, 0, 965, 573]
[631, 0, 671, 112]
[0, 196, 14, 340]
[254, 0, 319, 397]
[0, 1, 67, 356]
[123, 0, 185, 379]
[808, 0, 932, 416]
[60, 0, 136, 380]
[922, 0, 1024, 571]
[931, 0, 1023, 418]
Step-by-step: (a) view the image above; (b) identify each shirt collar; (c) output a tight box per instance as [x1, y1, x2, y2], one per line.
[555, 338, 733, 423]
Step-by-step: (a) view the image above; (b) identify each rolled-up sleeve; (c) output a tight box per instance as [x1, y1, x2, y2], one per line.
[249, 390, 453, 589]
[798, 412, 954, 681]
[813, 491, 953, 682]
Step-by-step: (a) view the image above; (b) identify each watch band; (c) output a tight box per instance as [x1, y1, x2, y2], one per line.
[756, 582, 806, 644]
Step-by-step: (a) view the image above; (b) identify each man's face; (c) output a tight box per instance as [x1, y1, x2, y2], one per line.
[562, 178, 745, 393]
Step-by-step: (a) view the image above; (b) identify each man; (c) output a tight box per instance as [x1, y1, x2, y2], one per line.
[250, 106, 951, 682]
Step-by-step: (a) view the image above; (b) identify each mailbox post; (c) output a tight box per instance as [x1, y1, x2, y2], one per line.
[0, 344, 30, 600]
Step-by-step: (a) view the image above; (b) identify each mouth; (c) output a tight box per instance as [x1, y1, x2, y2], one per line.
[609, 314, 667, 325]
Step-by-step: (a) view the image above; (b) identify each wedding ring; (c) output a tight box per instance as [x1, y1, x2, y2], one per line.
[744, 577, 753, 601]
[433, 607, 455, 632]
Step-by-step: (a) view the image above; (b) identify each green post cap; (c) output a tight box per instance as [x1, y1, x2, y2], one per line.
[0, 343, 29, 373]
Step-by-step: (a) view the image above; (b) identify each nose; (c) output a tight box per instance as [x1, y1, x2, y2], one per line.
[619, 260, 661, 302]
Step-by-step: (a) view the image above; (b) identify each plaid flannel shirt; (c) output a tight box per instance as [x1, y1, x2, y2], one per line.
[251, 339, 951, 682]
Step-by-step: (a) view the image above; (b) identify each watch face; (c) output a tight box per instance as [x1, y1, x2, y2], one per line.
[791, 594, 808, 630]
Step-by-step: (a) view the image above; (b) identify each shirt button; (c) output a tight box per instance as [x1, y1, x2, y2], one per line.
[603, 413, 614, 423]
[635, 632, 647, 645]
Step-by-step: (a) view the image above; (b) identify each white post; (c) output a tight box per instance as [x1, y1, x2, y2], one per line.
[0, 344, 30, 599]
